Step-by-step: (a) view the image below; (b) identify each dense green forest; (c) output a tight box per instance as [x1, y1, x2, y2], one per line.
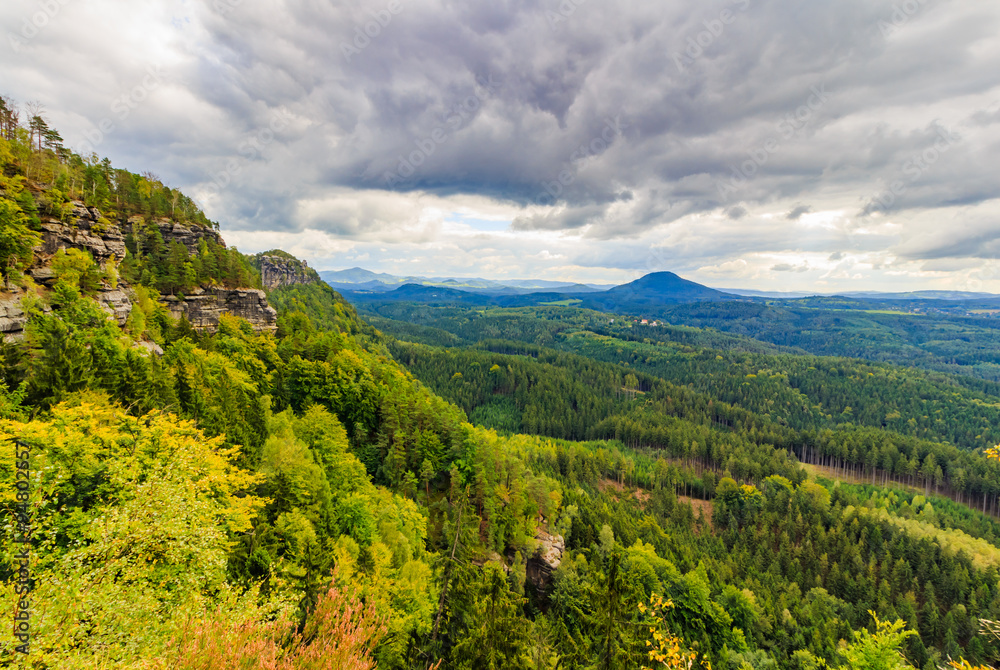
[361, 304, 1000, 506]
[4, 108, 1000, 669]
[638, 300, 1000, 384]
[353, 284, 1000, 384]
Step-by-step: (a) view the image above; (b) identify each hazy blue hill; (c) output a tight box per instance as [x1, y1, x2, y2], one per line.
[320, 267, 410, 284]
[842, 290, 1000, 301]
[342, 283, 493, 304]
[320, 266, 612, 294]
[339, 271, 738, 310]
[325, 279, 400, 292]
[578, 271, 733, 312]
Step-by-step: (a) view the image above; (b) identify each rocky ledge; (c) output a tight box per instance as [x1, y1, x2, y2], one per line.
[38, 202, 126, 265]
[163, 287, 277, 332]
[526, 528, 565, 598]
[139, 216, 224, 254]
[2, 282, 130, 341]
[253, 253, 320, 290]
[5, 198, 281, 340]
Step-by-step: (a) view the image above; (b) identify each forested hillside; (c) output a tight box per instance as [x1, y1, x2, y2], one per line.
[3, 106, 1000, 669]
[644, 300, 1000, 383]
[352, 280, 1000, 383]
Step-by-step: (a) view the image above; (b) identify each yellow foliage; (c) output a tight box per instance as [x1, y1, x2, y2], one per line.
[639, 594, 711, 670]
[0, 397, 267, 666]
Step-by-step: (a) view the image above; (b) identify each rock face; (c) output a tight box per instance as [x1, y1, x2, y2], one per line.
[38, 203, 127, 265]
[0, 287, 55, 340]
[17, 202, 136, 332]
[99, 289, 133, 326]
[255, 253, 319, 290]
[526, 528, 565, 598]
[164, 287, 277, 332]
[145, 217, 224, 253]
[4, 282, 133, 336]
[0, 290, 30, 339]
[1, 197, 279, 339]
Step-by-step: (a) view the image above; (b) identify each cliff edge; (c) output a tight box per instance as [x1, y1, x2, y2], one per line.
[3, 197, 281, 339]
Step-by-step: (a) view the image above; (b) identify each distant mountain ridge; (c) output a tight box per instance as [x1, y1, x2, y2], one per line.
[838, 290, 1000, 301]
[323, 267, 1000, 303]
[325, 267, 1000, 318]
[336, 271, 738, 312]
[318, 268, 612, 294]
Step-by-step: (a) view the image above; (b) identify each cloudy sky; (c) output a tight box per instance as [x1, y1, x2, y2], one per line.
[4, 0, 1000, 291]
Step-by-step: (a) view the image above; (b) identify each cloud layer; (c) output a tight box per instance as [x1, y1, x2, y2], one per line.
[3, 0, 1000, 290]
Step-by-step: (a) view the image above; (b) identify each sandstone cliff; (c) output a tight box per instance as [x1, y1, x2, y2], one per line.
[526, 528, 564, 598]
[143, 217, 225, 254]
[164, 287, 277, 332]
[251, 251, 320, 290]
[8, 201, 135, 336]
[2, 198, 280, 339]
[0, 288, 39, 338]
[38, 202, 127, 265]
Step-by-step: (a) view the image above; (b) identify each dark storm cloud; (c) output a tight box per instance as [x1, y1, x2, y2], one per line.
[180, 0, 1000, 234]
[787, 205, 811, 220]
[3, 0, 1000, 282]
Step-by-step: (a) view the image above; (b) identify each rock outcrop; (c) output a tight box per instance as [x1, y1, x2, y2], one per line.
[0, 289, 31, 339]
[37, 203, 127, 265]
[1, 197, 280, 340]
[163, 287, 277, 332]
[100, 289, 133, 326]
[253, 253, 320, 290]
[0, 203, 135, 339]
[526, 528, 564, 598]
[143, 217, 224, 254]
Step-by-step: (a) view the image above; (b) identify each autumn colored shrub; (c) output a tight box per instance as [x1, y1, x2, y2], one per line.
[167, 584, 387, 670]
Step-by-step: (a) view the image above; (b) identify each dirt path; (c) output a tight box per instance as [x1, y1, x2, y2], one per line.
[678, 495, 713, 530]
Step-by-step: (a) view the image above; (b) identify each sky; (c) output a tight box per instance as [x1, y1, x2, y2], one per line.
[3, 0, 1000, 292]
